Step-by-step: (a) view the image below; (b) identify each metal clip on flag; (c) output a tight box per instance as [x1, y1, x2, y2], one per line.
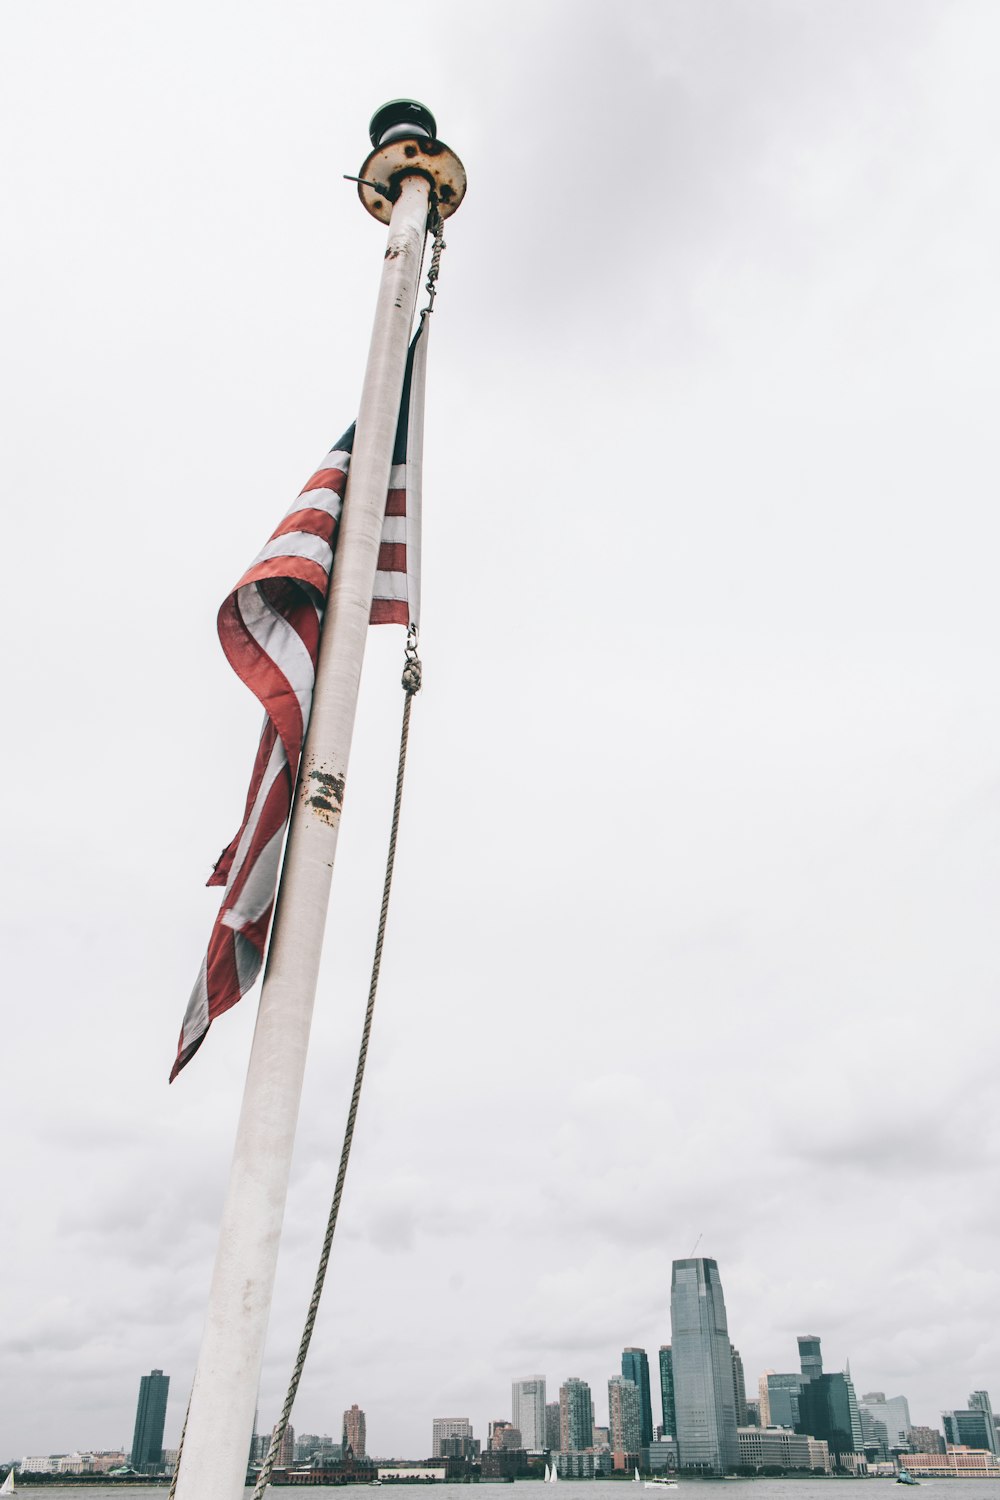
[172, 101, 465, 1500]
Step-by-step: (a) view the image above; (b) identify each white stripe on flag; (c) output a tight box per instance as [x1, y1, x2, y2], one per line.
[237, 583, 317, 731]
[373, 571, 408, 602]
[252, 530, 334, 572]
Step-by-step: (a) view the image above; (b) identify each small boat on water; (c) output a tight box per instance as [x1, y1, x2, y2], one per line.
[1, 1468, 15, 1495]
[896, 1472, 920, 1487]
[643, 1481, 678, 1491]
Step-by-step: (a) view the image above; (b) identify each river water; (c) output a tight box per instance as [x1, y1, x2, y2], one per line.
[16, 1483, 1000, 1499]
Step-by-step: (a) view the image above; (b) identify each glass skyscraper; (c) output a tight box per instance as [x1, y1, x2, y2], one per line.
[659, 1347, 676, 1438]
[670, 1258, 739, 1474]
[130, 1368, 170, 1474]
[766, 1373, 805, 1428]
[798, 1336, 823, 1385]
[622, 1349, 654, 1448]
[512, 1378, 547, 1452]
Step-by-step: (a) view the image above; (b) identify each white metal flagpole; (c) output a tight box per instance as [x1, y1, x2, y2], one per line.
[173, 102, 466, 1500]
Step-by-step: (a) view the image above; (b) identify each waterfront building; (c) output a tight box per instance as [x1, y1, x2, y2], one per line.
[943, 1409, 994, 1452]
[745, 1399, 761, 1427]
[658, 1346, 676, 1438]
[555, 1451, 613, 1478]
[645, 1437, 679, 1472]
[545, 1401, 561, 1451]
[900, 1447, 1000, 1479]
[559, 1377, 594, 1452]
[512, 1377, 546, 1451]
[609, 1375, 642, 1458]
[342, 1405, 366, 1459]
[431, 1418, 474, 1457]
[593, 1426, 611, 1451]
[969, 1392, 999, 1455]
[129, 1368, 170, 1475]
[859, 1392, 911, 1452]
[764, 1373, 804, 1429]
[798, 1335, 823, 1384]
[670, 1257, 739, 1474]
[480, 1446, 527, 1479]
[622, 1348, 654, 1448]
[731, 1347, 748, 1426]
[737, 1427, 831, 1473]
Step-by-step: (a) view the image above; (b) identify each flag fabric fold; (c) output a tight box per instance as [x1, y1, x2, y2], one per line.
[171, 319, 427, 1081]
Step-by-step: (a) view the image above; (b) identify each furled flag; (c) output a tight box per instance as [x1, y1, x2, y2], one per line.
[171, 319, 427, 1080]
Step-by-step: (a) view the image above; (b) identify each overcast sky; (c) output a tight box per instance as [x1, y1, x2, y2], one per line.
[2, 0, 999, 1466]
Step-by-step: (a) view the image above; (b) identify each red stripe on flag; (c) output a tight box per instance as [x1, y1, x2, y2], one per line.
[377, 542, 406, 572]
[370, 598, 408, 625]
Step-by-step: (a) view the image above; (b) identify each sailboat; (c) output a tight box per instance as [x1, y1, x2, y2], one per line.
[1, 1468, 15, 1496]
[635, 1467, 641, 1482]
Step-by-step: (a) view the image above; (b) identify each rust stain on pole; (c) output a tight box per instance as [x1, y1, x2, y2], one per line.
[304, 765, 346, 823]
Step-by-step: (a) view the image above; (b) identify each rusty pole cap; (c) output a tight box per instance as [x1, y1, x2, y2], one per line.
[358, 101, 466, 224]
[369, 99, 437, 149]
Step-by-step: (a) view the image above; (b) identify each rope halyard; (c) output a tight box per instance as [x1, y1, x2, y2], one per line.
[422, 203, 446, 315]
[249, 638, 423, 1500]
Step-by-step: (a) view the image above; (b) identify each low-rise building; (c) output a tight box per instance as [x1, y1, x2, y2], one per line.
[901, 1447, 1000, 1479]
[737, 1427, 830, 1473]
[643, 1439, 679, 1473]
[555, 1451, 614, 1478]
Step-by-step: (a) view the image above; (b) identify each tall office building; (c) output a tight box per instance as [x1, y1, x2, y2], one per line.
[512, 1378, 547, 1451]
[798, 1336, 823, 1384]
[670, 1258, 739, 1474]
[622, 1349, 654, 1448]
[943, 1409, 994, 1452]
[559, 1378, 593, 1452]
[342, 1405, 366, 1459]
[797, 1370, 862, 1459]
[545, 1402, 561, 1451]
[766, 1373, 805, 1429]
[859, 1393, 911, 1453]
[969, 1393, 999, 1456]
[129, 1369, 170, 1475]
[731, 1347, 748, 1426]
[432, 1418, 474, 1457]
[609, 1376, 642, 1457]
[659, 1347, 676, 1438]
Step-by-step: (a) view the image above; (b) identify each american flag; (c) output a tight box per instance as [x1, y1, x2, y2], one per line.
[171, 321, 426, 1080]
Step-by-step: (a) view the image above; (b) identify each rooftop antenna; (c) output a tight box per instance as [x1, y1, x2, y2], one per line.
[690, 1233, 703, 1256]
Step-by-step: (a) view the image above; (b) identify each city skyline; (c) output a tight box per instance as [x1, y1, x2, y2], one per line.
[4, 0, 1000, 1467]
[12, 1300, 998, 1472]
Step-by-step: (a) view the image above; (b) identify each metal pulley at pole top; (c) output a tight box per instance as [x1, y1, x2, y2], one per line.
[353, 98, 466, 223]
[173, 102, 466, 1500]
